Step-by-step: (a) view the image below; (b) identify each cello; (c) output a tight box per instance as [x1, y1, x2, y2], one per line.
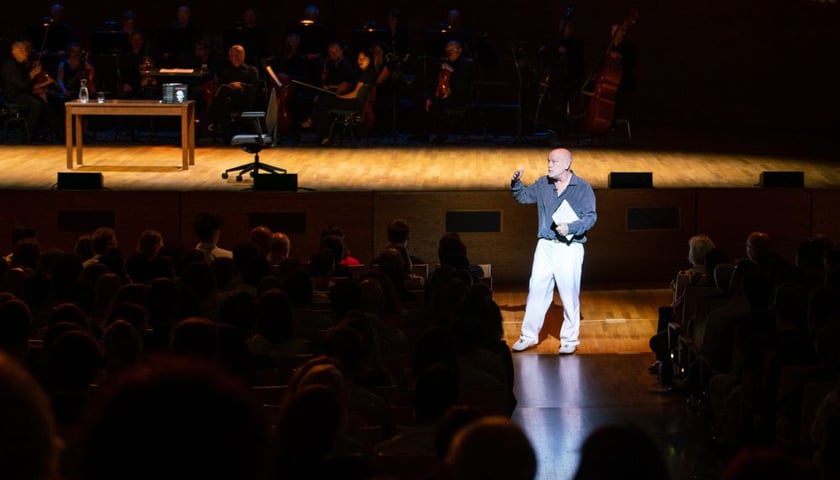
[581, 8, 638, 135]
[265, 65, 295, 135]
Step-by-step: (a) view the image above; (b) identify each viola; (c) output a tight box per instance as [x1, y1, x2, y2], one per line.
[435, 65, 452, 99]
[29, 59, 56, 103]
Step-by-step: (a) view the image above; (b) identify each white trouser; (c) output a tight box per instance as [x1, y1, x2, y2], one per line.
[520, 239, 584, 346]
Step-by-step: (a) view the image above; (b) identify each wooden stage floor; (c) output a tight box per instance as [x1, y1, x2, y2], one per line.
[1, 125, 838, 191]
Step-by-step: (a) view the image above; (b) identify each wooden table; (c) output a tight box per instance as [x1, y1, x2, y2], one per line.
[65, 99, 196, 170]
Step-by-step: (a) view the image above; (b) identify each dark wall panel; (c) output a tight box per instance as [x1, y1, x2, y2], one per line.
[0, 190, 181, 256]
[812, 190, 840, 241]
[696, 188, 811, 264]
[585, 189, 697, 285]
[178, 191, 374, 264]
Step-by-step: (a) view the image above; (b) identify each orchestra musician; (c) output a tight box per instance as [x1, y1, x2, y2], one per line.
[118, 31, 153, 98]
[370, 41, 394, 133]
[272, 33, 308, 81]
[269, 33, 311, 127]
[418, 39, 474, 143]
[606, 22, 637, 122]
[301, 49, 377, 145]
[208, 44, 260, 145]
[537, 18, 584, 130]
[385, 8, 411, 65]
[27, 3, 75, 57]
[1, 41, 47, 143]
[57, 42, 95, 99]
[321, 41, 357, 94]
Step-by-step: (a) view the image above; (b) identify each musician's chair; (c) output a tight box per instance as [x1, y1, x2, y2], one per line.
[326, 84, 375, 146]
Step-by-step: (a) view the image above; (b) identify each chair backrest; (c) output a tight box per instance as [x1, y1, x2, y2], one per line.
[357, 83, 374, 105]
[264, 87, 278, 145]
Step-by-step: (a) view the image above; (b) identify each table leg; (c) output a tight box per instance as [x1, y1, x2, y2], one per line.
[188, 103, 195, 166]
[74, 114, 83, 165]
[65, 109, 73, 169]
[180, 107, 189, 170]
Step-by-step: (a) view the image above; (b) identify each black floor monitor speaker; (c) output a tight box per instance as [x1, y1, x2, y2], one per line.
[759, 171, 804, 188]
[253, 173, 298, 191]
[608, 172, 653, 188]
[57, 172, 103, 190]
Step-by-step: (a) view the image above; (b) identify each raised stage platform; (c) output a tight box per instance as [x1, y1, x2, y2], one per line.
[1, 125, 838, 191]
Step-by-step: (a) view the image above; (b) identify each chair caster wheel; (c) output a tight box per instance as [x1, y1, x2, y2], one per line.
[235, 175, 243, 182]
[221, 172, 229, 179]
[249, 171, 256, 178]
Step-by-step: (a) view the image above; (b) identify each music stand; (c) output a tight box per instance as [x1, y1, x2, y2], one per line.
[92, 31, 129, 56]
[375, 58, 412, 145]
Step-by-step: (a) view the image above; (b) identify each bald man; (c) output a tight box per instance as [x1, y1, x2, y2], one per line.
[510, 148, 597, 354]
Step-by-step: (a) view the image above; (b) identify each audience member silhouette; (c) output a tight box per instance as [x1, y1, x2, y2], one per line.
[78, 356, 270, 480]
[0, 351, 60, 480]
[573, 422, 670, 480]
[445, 415, 537, 480]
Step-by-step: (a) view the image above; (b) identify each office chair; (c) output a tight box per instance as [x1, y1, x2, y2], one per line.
[221, 87, 286, 181]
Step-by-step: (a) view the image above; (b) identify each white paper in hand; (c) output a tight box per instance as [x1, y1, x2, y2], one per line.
[551, 199, 579, 241]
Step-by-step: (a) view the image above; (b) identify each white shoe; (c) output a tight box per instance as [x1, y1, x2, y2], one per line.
[559, 343, 577, 355]
[512, 337, 536, 352]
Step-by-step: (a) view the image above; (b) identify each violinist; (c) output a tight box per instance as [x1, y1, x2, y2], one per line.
[57, 42, 95, 99]
[418, 39, 474, 143]
[1, 41, 47, 143]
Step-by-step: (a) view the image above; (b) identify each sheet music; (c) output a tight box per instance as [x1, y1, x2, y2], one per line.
[158, 68, 196, 74]
[551, 200, 578, 241]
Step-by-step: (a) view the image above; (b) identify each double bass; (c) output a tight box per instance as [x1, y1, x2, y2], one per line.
[581, 9, 638, 135]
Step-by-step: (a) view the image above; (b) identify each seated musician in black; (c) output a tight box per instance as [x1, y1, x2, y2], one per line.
[419, 40, 474, 143]
[272, 33, 308, 81]
[1, 41, 47, 143]
[209, 44, 259, 145]
[320, 41, 357, 94]
[118, 31, 152, 99]
[268, 33, 311, 127]
[301, 49, 376, 145]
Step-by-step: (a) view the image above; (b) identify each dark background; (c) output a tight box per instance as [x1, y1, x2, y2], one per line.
[2, 0, 839, 133]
